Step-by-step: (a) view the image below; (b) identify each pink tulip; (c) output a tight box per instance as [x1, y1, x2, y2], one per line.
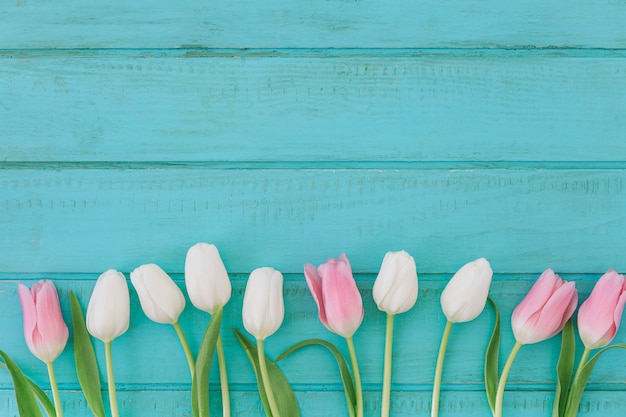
[577, 269, 626, 349]
[511, 268, 578, 345]
[304, 254, 364, 338]
[17, 280, 69, 363]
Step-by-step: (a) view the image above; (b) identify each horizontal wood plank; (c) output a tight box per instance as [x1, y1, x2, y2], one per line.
[2, 168, 626, 274]
[0, 278, 624, 388]
[2, 55, 625, 162]
[1, 1, 626, 49]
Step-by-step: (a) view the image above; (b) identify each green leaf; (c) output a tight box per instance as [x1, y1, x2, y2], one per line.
[69, 291, 106, 417]
[0, 361, 56, 417]
[276, 338, 356, 417]
[564, 344, 626, 417]
[552, 319, 575, 417]
[484, 296, 501, 415]
[234, 329, 300, 417]
[192, 306, 223, 417]
[0, 350, 44, 417]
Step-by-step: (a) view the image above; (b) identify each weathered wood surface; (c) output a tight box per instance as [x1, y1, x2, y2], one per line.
[1, 0, 625, 415]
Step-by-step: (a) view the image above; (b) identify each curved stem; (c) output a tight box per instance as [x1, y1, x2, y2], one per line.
[105, 342, 120, 417]
[347, 337, 364, 417]
[494, 341, 523, 417]
[431, 320, 454, 417]
[257, 338, 280, 417]
[573, 347, 591, 382]
[216, 333, 231, 417]
[46, 361, 63, 417]
[172, 321, 196, 378]
[381, 314, 395, 417]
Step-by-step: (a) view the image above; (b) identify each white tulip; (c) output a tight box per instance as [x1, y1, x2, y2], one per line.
[440, 258, 493, 323]
[130, 263, 186, 324]
[373, 250, 419, 315]
[242, 267, 284, 340]
[184, 243, 232, 314]
[86, 269, 130, 342]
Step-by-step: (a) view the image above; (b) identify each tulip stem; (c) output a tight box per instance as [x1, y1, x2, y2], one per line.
[257, 339, 281, 417]
[173, 321, 196, 378]
[347, 337, 364, 417]
[381, 314, 395, 417]
[431, 320, 454, 417]
[573, 347, 591, 382]
[46, 361, 63, 417]
[495, 341, 522, 417]
[104, 342, 120, 417]
[216, 333, 231, 417]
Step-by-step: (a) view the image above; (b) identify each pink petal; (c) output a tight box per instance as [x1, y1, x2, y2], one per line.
[578, 270, 624, 345]
[512, 269, 560, 325]
[17, 284, 37, 348]
[320, 257, 363, 338]
[304, 263, 328, 327]
[532, 281, 577, 342]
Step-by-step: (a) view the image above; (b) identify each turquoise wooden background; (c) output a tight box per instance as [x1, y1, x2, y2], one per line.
[1, 1, 626, 416]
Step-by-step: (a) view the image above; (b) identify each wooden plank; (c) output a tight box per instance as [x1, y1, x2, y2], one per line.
[2, 168, 626, 273]
[2, 55, 626, 162]
[0, 278, 624, 387]
[1, 1, 626, 49]
[0, 389, 624, 417]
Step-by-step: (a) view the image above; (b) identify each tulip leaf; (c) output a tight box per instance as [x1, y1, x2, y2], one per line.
[0, 360, 56, 417]
[69, 291, 106, 417]
[234, 329, 300, 417]
[0, 350, 45, 417]
[192, 307, 223, 417]
[276, 338, 356, 417]
[563, 344, 626, 417]
[552, 319, 575, 417]
[484, 296, 500, 415]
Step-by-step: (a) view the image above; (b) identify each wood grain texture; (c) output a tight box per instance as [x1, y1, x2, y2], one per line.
[2, 54, 626, 162]
[1, 1, 626, 49]
[2, 168, 626, 274]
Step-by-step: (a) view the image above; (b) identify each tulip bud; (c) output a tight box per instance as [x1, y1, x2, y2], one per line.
[372, 250, 418, 315]
[17, 280, 69, 363]
[242, 267, 284, 340]
[130, 263, 186, 324]
[511, 268, 578, 345]
[577, 269, 626, 349]
[184, 243, 232, 314]
[86, 269, 130, 343]
[304, 253, 364, 338]
[440, 258, 493, 323]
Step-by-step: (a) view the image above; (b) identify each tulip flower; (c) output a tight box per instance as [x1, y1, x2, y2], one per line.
[372, 250, 418, 417]
[18, 280, 69, 417]
[86, 269, 130, 417]
[304, 254, 364, 417]
[495, 269, 578, 417]
[185, 243, 232, 417]
[86, 269, 130, 343]
[130, 264, 195, 378]
[242, 267, 285, 417]
[185, 243, 232, 314]
[577, 269, 626, 350]
[432, 258, 493, 417]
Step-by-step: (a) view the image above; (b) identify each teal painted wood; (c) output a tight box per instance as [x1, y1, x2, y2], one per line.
[2, 168, 626, 274]
[1, 277, 625, 414]
[2, 54, 626, 162]
[2, 1, 626, 49]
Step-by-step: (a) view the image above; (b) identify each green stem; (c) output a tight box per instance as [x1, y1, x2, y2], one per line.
[258, 339, 280, 417]
[172, 321, 196, 378]
[105, 342, 120, 417]
[46, 361, 63, 417]
[494, 341, 523, 417]
[572, 348, 591, 382]
[347, 337, 364, 417]
[431, 320, 454, 417]
[217, 333, 231, 417]
[381, 314, 395, 417]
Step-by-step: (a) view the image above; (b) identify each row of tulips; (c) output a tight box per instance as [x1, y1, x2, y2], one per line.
[1, 244, 625, 417]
